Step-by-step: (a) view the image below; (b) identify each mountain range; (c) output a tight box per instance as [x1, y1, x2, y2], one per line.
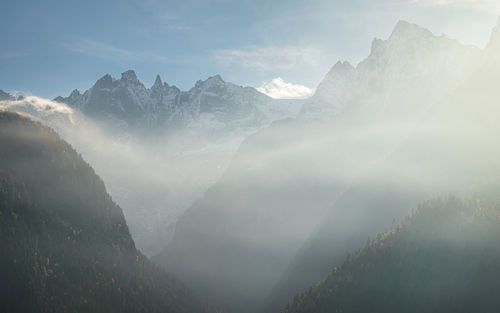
[300, 20, 481, 121]
[3, 17, 500, 313]
[153, 19, 500, 313]
[1, 74, 302, 256]
[54, 71, 301, 135]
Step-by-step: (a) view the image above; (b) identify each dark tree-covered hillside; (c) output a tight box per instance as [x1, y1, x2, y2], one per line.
[0, 111, 214, 313]
[286, 197, 500, 313]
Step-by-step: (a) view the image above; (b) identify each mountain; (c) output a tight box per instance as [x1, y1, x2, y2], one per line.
[265, 18, 500, 313]
[55, 71, 300, 134]
[2, 73, 302, 256]
[154, 20, 495, 313]
[285, 197, 500, 313]
[0, 111, 214, 313]
[300, 21, 481, 121]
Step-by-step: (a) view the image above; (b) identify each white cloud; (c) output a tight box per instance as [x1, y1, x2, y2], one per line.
[410, 0, 500, 12]
[0, 96, 75, 124]
[1, 96, 74, 115]
[213, 45, 323, 72]
[256, 77, 315, 99]
[25, 96, 74, 114]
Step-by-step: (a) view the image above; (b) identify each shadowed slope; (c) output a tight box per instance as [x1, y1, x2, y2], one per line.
[286, 197, 500, 313]
[0, 111, 214, 313]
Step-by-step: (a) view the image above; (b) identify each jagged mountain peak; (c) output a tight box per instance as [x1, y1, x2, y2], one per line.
[367, 21, 443, 61]
[53, 70, 300, 132]
[69, 89, 81, 97]
[98, 73, 113, 82]
[298, 59, 356, 120]
[300, 19, 483, 121]
[329, 61, 355, 75]
[120, 70, 140, 83]
[194, 74, 226, 89]
[208, 74, 224, 82]
[390, 20, 433, 40]
[153, 74, 163, 88]
[94, 73, 115, 88]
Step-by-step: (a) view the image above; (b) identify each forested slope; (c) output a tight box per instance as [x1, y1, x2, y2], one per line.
[0, 111, 214, 313]
[286, 197, 500, 313]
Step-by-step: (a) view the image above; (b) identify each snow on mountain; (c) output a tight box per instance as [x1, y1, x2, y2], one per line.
[300, 20, 483, 121]
[55, 71, 301, 135]
[256, 78, 315, 99]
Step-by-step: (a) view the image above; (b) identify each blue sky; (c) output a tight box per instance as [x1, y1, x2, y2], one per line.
[1, 0, 499, 98]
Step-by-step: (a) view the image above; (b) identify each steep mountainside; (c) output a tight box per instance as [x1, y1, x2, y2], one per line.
[0, 111, 214, 313]
[265, 17, 500, 312]
[286, 197, 500, 313]
[155, 20, 497, 313]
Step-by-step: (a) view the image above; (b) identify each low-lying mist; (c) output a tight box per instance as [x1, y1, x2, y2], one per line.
[155, 20, 500, 313]
[3, 18, 500, 313]
[0, 96, 251, 256]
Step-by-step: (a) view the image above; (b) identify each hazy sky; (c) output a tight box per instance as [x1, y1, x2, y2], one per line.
[1, 0, 499, 98]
